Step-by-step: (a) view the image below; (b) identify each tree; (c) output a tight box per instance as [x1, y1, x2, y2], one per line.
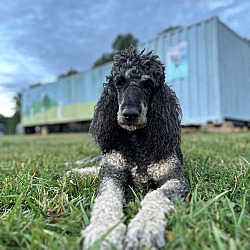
[13, 92, 21, 123]
[92, 33, 139, 68]
[30, 83, 41, 88]
[0, 114, 6, 135]
[58, 69, 79, 80]
[112, 33, 139, 52]
[92, 53, 114, 68]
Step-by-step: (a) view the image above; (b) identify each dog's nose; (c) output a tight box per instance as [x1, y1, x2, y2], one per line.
[122, 108, 139, 121]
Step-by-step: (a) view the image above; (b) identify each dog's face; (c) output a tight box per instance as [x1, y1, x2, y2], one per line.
[107, 48, 166, 132]
[115, 71, 157, 132]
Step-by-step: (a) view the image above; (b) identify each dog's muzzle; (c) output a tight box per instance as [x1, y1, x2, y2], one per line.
[122, 107, 140, 122]
[118, 105, 147, 131]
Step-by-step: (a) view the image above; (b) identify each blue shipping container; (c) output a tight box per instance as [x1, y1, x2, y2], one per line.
[21, 17, 250, 127]
[140, 16, 250, 125]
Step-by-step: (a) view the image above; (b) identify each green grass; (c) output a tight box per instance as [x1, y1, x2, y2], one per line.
[0, 132, 249, 250]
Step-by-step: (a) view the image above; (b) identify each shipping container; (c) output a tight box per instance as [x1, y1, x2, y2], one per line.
[21, 16, 250, 132]
[21, 63, 112, 129]
[140, 16, 250, 125]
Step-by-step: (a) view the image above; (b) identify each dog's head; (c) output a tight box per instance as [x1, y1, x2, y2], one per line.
[90, 47, 181, 156]
[108, 48, 165, 131]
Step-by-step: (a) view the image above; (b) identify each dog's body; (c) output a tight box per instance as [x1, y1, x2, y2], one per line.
[82, 48, 189, 249]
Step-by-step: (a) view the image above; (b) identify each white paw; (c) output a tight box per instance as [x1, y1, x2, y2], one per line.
[124, 219, 166, 250]
[82, 223, 126, 250]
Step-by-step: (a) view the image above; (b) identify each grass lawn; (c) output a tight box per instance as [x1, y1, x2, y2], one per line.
[0, 131, 249, 250]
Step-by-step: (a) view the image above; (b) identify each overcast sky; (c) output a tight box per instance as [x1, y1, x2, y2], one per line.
[1, 0, 250, 117]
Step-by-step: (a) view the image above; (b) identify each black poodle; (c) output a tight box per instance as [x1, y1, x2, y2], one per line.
[82, 47, 190, 250]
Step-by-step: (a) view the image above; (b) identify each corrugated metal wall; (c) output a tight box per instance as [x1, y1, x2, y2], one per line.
[140, 17, 223, 125]
[79, 62, 112, 103]
[21, 63, 112, 126]
[217, 21, 250, 122]
[140, 16, 250, 125]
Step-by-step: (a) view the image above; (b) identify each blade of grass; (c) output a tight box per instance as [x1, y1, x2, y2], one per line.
[193, 190, 229, 217]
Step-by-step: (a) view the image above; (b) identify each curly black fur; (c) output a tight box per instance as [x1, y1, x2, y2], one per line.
[90, 48, 182, 163]
[84, 47, 189, 249]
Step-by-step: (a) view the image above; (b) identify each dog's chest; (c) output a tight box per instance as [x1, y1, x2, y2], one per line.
[125, 150, 172, 185]
[129, 160, 168, 185]
[130, 163, 149, 184]
[104, 151, 174, 186]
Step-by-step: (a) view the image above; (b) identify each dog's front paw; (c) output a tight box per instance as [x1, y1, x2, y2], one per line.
[124, 218, 166, 250]
[82, 222, 126, 250]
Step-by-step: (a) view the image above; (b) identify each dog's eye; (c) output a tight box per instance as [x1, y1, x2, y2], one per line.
[142, 79, 154, 89]
[116, 77, 126, 87]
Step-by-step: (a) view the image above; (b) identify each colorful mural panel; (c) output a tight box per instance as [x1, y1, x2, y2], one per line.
[166, 41, 188, 82]
[21, 63, 112, 126]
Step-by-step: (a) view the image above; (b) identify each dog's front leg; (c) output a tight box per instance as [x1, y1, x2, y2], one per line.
[83, 154, 128, 250]
[82, 177, 126, 249]
[125, 178, 189, 250]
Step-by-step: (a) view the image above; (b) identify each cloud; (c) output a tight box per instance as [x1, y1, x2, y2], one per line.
[0, 62, 19, 75]
[0, 43, 55, 117]
[0, 87, 15, 117]
[220, 3, 249, 19]
[0, 0, 250, 118]
[206, 0, 235, 10]
[0, 44, 55, 90]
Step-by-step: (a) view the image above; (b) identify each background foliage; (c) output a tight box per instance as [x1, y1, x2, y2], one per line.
[92, 33, 139, 68]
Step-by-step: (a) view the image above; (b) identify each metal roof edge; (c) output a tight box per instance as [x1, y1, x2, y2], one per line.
[216, 17, 250, 45]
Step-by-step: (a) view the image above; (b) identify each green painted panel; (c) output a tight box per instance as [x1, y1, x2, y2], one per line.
[22, 101, 97, 126]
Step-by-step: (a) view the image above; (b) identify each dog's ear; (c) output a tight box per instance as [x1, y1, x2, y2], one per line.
[89, 79, 120, 153]
[146, 85, 182, 160]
